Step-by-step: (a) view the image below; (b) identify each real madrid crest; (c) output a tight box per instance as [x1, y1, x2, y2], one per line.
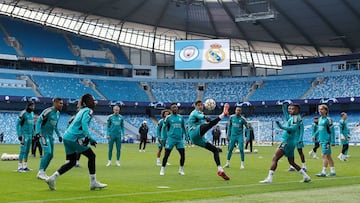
[206, 43, 225, 64]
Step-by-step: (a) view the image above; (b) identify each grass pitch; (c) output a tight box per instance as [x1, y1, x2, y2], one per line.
[0, 143, 359, 203]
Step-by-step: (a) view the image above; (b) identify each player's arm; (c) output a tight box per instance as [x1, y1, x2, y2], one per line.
[161, 119, 169, 141]
[81, 109, 93, 139]
[282, 103, 290, 121]
[15, 113, 24, 138]
[276, 119, 299, 132]
[156, 120, 162, 139]
[181, 117, 188, 140]
[120, 117, 125, 137]
[35, 110, 45, 136]
[54, 120, 62, 141]
[226, 118, 232, 138]
[106, 115, 112, 138]
[328, 119, 335, 145]
[298, 120, 304, 143]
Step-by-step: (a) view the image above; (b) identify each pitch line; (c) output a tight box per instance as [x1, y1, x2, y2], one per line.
[9, 175, 360, 203]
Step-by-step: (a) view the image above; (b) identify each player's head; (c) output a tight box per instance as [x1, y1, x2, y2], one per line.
[170, 103, 178, 114]
[26, 101, 35, 112]
[318, 104, 328, 116]
[288, 103, 300, 115]
[194, 100, 203, 111]
[113, 105, 120, 114]
[340, 112, 347, 119]
[161, 109, 171, 118]
[142, 120, 147, 126]
[314, 117, 319, 124]
[78, 94, 97, 109]
[235, 107, 242, 115]
[53, 97, 63, 111]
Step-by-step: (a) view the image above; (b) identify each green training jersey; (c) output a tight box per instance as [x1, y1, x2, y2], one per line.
[107, 114, 125, 138]
[227, 115, 248, 137]
[63, 107, 94, 142]
[339, 118, 350, 144]
[16, 110, 34, 137]
[317, 116, 335, 145]
[35, 106, 61, 139]
[163, 114, 187, 140]
[187, 109, 205, 131]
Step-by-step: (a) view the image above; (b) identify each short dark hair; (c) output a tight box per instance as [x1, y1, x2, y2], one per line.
[194, 100, 202, 105]
[289, 103, 300, 110]
[53, 97, 62, 103]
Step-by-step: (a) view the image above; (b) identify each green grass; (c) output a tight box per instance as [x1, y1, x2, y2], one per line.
[0, 143, 359, 203]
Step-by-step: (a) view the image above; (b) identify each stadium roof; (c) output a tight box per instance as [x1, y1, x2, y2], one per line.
[17, 0, 360, 55]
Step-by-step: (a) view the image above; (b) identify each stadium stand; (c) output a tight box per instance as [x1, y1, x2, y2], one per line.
[32, 75, 100, 99]
[307, 74, 360, 99]
[249, 78, 314, 101]
[203, 81, 253, 102]
[0, 16, 79, 60]
[92, 79, 149, 102]
[150, 81, 198, 103]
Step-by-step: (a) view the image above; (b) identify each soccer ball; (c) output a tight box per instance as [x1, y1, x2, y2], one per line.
[204, 99, 216, 111]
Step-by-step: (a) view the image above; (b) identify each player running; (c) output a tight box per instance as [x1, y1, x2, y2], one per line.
[45, 94, 107, 190]
[187, 100, 230, 180]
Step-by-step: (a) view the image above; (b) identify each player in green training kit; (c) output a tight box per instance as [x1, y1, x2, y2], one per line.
[45, 94, 107, 190]
[338, 112, 350, 161]
[156, 109, 171, 166]
[309, 117, 320, 159]
[187, 100, 230, 180]
[224, 107, 248, 169]
[36, 98, 63, 180]
[260, 103, 311, 183]
[283, 103, 307, 172]
[16, 101, 35, 172]
[315, 104, 336, 177]
[160, 103, 187, 176]
[106, 105, 125, 167]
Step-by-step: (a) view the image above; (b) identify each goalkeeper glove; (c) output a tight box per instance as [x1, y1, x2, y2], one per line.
[90, 140, 97, 148]
[82, 137, 90, 146]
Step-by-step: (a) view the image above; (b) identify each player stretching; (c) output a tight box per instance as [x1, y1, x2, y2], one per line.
[187, 100, 230, 180]
[45, 94, 107, 190]
[309, 117, 320, 159]
[106, 105, 125, 167]
[260, 103, 311, 183]
[156, 109, 171, 166]
[338, 112, 350, 161]
[315, 104, 336, 177]
[36, 98, 64, 180]
[224, 107, 248, 169]
[160, 103, 187, 176]
[16, 101, 35, 172]
[283, 104, 307, 172]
